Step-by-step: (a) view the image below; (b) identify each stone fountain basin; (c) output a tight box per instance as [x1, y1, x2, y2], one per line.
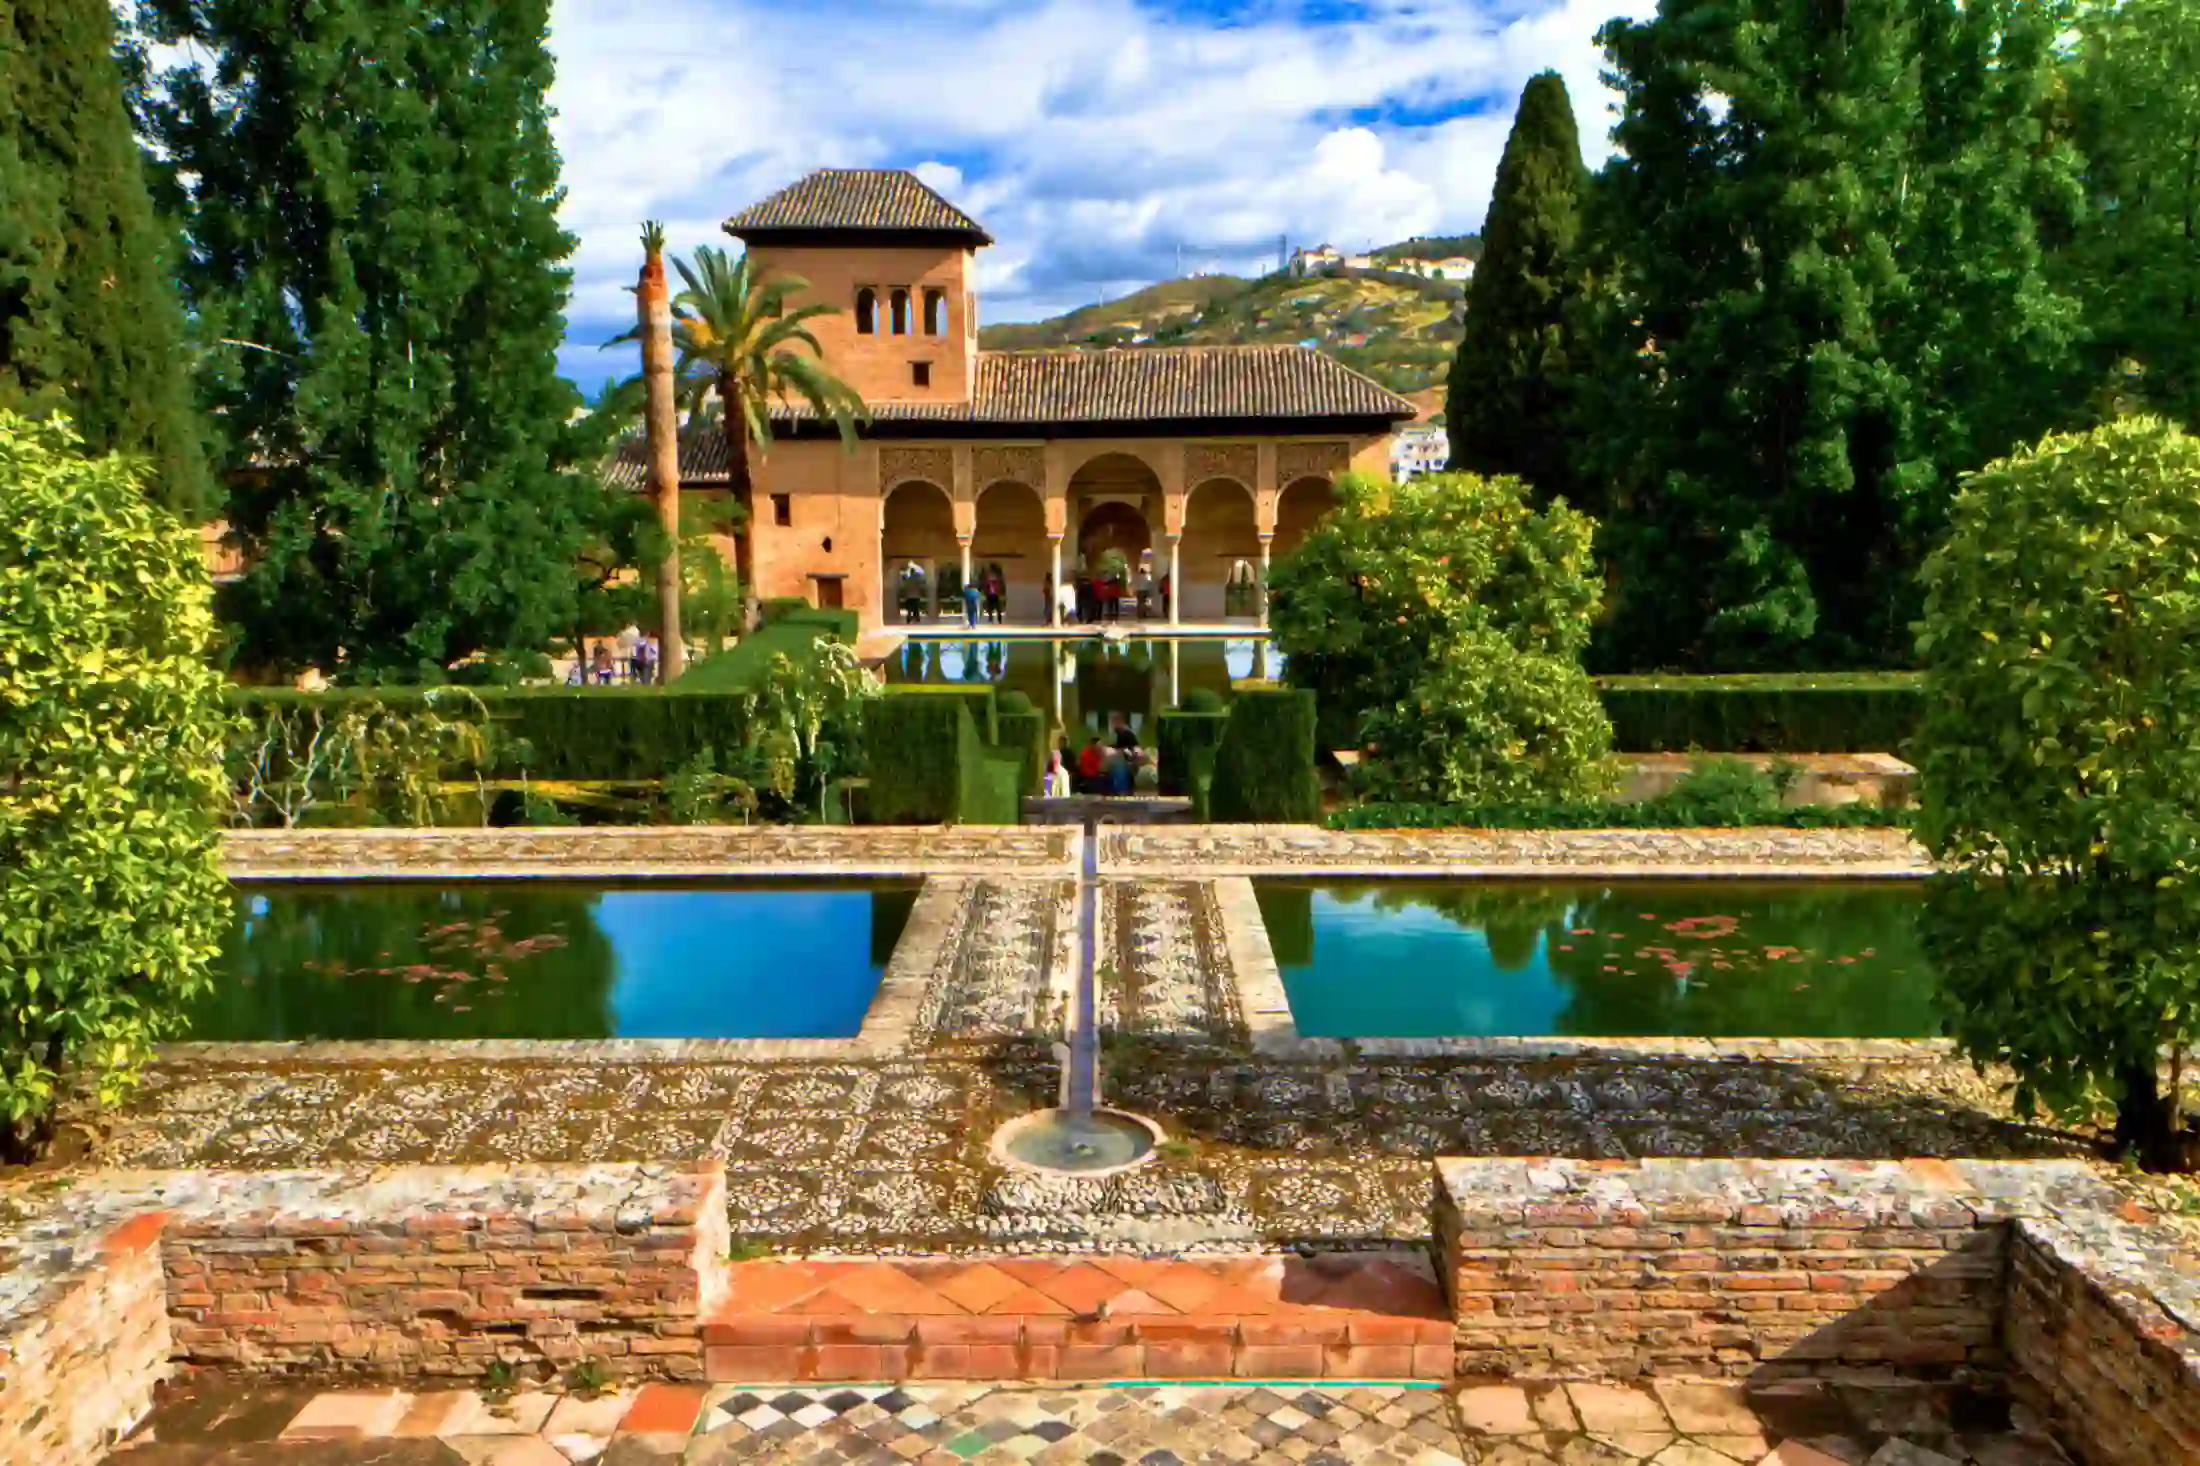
[988, 1107, 1165, 1178]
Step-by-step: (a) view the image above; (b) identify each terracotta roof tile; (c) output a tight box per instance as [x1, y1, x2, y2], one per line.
[723, 169, 992, 243]
[602, 346, 1414, 488]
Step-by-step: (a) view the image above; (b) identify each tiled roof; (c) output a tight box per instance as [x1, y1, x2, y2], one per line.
[602, 347, 1414, 487]
[724, 169, 992, 243]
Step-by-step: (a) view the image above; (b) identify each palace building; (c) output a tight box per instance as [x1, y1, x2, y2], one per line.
[606, 168, 1417, 632]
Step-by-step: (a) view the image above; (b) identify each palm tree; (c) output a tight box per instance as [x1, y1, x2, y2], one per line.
[662, 246, 868, 595]
[635, 222, 684, 681]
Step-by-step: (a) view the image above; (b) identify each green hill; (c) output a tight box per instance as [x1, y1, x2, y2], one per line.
[977, 244, 1472, 396]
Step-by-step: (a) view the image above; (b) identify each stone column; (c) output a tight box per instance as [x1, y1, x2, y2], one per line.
[1048, 535, 1064, 628]
[1168, 535, 1183, 626]
[959, 538, 973, 610]
[1257, 536, 1273, 625]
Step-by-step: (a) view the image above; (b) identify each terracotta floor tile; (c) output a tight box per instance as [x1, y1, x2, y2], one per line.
[1097, 1288, 1174, 1316]
[1198, 1285, 1278, 1317]
[1088, 1257, 1170, 1288]
[1144, 1263, 1228, 1314]
[723, 1264, 832, 1314]
[931, 1263, 1025, 1315]
[619, 1382, 705, 1437]
[977, 1281, 1074, 1316]
[1031, 1264, 1124, 1316]
[992, 1258, 1072, 1289]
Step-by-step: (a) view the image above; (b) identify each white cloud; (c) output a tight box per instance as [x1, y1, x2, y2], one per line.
[549, 0, 1657, 384]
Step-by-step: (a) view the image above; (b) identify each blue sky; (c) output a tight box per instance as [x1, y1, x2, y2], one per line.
[550, 0, 1654, 392]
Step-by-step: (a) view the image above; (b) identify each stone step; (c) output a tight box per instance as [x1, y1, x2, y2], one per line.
[699, 1252, 1452, 1384]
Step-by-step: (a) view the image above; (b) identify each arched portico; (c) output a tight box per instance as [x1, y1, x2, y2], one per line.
[881, 479, 957, 622]
[1067, 453, 1162, 620]
[972, 479, 1048, 623]
[1273, 474, 1339, 561]
[1179, 477, 1261, 621]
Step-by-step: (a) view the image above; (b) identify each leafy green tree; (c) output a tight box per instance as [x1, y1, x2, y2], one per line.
[1912, 416, 2200, 1171]
[1, 0, 207, 511]
[0, 414, 229, 1162]
[1583, 0, 2083, 670]
[615, 247, 866, 593]
[131, 0, 616, 679]
[2065, 0, 2200, 429]
[1445, 72, 1591, 505]
[1267, 470, 1612, 803]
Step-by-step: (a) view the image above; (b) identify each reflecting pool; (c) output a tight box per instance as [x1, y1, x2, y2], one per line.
[194, 881, 919, 1042]
[1256, 880, 1937, 1039]
[882, 636, 1280, 739]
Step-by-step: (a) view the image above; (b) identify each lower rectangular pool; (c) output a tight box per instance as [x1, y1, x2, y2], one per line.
[1255, 879, 1937, 1040]
[193, 880, 920, 1042]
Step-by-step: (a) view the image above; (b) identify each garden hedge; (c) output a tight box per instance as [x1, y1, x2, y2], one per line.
[1157, 708, 1229, 797]
[861, 685, 1025, 824]
[1212, 688, 1321, 822]
[1594, 673, 1922, 753]
[674, 609, 853, 693]
[994, 691, 1048, 797]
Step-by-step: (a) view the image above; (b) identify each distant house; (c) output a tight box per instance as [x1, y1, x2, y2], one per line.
[1289, 243, 1375, 277]
[1426, 257, 1476, 281]
[1391, 424, 1450, 480]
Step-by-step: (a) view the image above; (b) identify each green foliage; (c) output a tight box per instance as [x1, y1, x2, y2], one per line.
[1, 0, 208, 512]
[2064, 0, 2200, 429]
[726, 640, 875, 817]
[1326, 800, 1900, 830]
[1595, 673, 1924, 752]
[663, 747, 756, 825]
[995, 698, 1048, 798]
[0, 415, 228, 1161]
[1446, 71, 1590, 505]
[675, 609, 853, 693]
[1269, 470, 1611, 802]
[1157, 709, 1230, 797]
[1583, 0, 2084, 671]
[1180, 688, 1225, 714]
[1211, 689, 1321, 823]
[1913, 417, 2200, 1169]
[131, 0, 617, 677]
[862, 688, 994, 825]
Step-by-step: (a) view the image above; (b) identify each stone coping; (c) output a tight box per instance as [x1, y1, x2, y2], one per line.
[224, 824, 1080, 880]
[1100, 825, 1931, 878]
[1211, 875, 1954, 1062]
[162, 875, 974, 1064]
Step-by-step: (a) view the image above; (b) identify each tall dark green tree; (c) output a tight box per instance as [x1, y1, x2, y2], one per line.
[130, 0, 614, 679]
[0, 0, 207, 511]
[1581, 0, 2083, 671]
[1445, 71, 1591, 507]
[2065, 0, 2200, 429]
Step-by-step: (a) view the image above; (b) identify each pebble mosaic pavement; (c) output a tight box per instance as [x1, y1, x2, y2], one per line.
[103, 1377, 2069, 1465]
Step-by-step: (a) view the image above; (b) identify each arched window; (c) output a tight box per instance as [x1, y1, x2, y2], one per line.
[923, 287, 947, 336]
[855, 287, 877, 335]
[889, 288, 910, 335]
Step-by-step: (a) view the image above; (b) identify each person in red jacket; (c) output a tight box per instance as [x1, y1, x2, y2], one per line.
[1077, 735, 1108, 793]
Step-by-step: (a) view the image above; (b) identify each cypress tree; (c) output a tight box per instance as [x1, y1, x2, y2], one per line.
[1445, 72, 1590, 507]
[0, 0, 207, 512]
[133, 0, 613, 678]
[1581, 0, 2081, 671]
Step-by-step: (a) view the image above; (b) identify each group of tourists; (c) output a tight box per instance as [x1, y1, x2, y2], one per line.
[959, 566, 1009, 627]
[1042, 713, 1153, 796]
[1043, 569, 1169, 624]
[572, 623, 662, 685]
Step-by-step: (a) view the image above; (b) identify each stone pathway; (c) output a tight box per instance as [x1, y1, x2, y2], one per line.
[104, 1378, 2072, 1465]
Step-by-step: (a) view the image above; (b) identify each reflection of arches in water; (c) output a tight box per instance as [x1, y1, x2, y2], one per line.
[1225, 639, 1257, 681]
[938, 642, 967, 680]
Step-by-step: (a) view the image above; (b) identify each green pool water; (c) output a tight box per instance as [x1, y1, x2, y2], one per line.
[883, 636, 1278, 738]
[1256, 880, 1938, 1039]
[192, 880, 919, 1042]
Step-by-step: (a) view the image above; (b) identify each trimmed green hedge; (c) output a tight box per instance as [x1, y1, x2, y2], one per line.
[1157, 709, 1229, 797]
[675, 610, 852, 693]
[1327, 801, 1906, 830]
[862, 685, 1026, 824]
[1594, 674, 1922, 753]
[1212, 688, 1321, 822]
[995, 691, 1048, 797]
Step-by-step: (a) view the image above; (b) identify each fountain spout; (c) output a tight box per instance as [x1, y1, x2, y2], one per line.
[1065, 815, 1102, 1118]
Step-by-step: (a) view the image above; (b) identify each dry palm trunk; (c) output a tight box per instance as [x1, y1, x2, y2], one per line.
[639, 226, 685, 681]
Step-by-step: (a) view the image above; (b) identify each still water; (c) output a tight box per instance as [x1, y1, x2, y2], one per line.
[195, 881, 918, 1042]
[1258, 880, 1937, 1039]
[882, 636, 1280, 738]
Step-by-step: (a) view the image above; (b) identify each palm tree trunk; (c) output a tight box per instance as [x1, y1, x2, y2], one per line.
[720, 378, 756, 613]
[640, 240, 685, 682]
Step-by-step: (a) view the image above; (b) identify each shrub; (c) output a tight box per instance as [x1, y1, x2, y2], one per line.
[1157, 709, 1229, 797]
[1212, 688, 1320, 822]
[1269, 471, 1611, 801]
[1596, 673, 1923, 752]
[995, 697, 1048, 797]
[0, 415, 230, 1162]
[1913, 417, 2200, 1171]
[1326, 800, 1899, 830]
[862, 687, 1014, 824]
[1180, 687, 1226, 714]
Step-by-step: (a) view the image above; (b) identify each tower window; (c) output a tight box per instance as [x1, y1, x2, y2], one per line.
[911, 362, 932, 387]
[771, 493, 792, 526]
[923, 288, 947, 336]
[890, 288, 910, 335]
[855, 287, 877, 335]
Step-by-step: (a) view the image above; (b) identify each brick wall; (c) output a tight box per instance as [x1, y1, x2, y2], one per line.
[0, 1213, 171, 1466]
[161, 1161, 724, 1381]
[2006, 1214, 2200, 1466]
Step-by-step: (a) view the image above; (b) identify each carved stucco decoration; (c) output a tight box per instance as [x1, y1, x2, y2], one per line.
[1186, 442, 1258, 490]
[972, 445, 1044, 494]
[1277, 440, 1350, 487]
[879, 446, 955, 496]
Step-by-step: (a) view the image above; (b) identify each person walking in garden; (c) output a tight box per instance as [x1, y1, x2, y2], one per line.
[962, 576, 981, 627]
[1058, 576, 1079, 625]
[591, 643, 616, 684]
[635, 632, 657, 685]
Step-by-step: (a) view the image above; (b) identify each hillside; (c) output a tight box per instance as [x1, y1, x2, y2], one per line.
[977, 246, 1472, 397]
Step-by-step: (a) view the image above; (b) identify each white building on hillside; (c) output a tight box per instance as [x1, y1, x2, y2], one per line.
[1392, 424, 1450, 479]
[1290, 243, 1376, 277]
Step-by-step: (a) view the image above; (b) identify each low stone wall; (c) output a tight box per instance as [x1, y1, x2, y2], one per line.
[2007, 1212, 2200, 1466]
[1434, 1157, 2200, 1466]
[162, 1163, 726, 1380]
[0, 1213, 170, 1466]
